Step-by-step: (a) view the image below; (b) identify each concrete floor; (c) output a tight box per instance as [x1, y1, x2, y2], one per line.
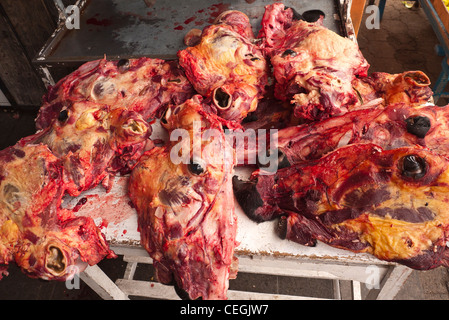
[0, 0, 449, 300]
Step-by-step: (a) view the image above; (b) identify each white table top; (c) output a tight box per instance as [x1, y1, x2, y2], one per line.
[65, 171, 389, 266]
[62, 118, 390, 266]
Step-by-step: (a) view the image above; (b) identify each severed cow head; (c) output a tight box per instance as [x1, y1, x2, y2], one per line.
[0, 144, 113, 280]
[129, 96, 237, 299]
[178, 11, 268, 123]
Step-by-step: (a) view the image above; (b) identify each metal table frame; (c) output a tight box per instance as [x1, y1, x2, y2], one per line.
[34, 0, 352, 87]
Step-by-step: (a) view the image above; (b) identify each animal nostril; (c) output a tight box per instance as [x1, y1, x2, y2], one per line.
[404, 71, 430, 86]
[213, 87, 232, 110]
[301, 10, 325, 22]
[188, 161, 205, 175]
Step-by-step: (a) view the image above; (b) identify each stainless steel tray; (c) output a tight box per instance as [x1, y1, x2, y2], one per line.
[34, 0, 347, 65]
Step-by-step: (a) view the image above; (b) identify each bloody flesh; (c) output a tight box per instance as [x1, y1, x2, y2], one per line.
[259, 3, 369, 121]
[178, 10, 268, 123]
[2, 3, 449, 299]
[129, 96, 237, 300]
[234, 144, 449, 270]
[0, 57, 194, 281]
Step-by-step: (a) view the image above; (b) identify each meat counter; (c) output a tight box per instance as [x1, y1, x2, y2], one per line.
[32, 0, 412, 300]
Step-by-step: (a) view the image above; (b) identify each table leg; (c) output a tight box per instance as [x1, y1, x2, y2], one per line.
[80, 265, 129, 300]
[367, 265, 413, 300]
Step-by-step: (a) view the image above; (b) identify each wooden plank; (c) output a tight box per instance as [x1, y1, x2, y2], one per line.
[116, 279, 180, 300]
[111, 245, 149, 257]
[115, 279, 329, 300]
[236, 255, 389, 284]
[369, 265, 413, 300]
[0, 5, 46, 106]
[227, 290, 328, 300]
[123, 261, 138, 280]
[0, 0, 56, 59]
[351, 0, 367, 36]
[119, 252, 389, 284]
[123, 254, 153, 265]
[352, 281, 362, 300]
[80, 265, 129, 300]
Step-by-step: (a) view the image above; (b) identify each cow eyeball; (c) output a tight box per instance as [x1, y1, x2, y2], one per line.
[58, 109, 69, 122]
[405, 116, 431, 139]
[117, 58, 130, 73]
[281, 49, 297, 58]
[400, 155, 427, 180]
[188, 160, 206, 175]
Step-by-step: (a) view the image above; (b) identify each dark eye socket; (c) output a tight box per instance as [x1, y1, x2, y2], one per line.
[58, 109, 69, 122]
[188, 161, 205, 175]
[401, 155, 427, 180]
[405, 116, 431, 139]
[117, 59, 130, 73]
[245, 53, 261, 62]
[281, 49, 297, 58]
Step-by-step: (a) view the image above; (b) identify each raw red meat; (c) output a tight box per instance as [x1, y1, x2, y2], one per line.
[234, 143, 449, 270]
[37, 58, 194, 129]
[31, 57, 193, 195]
[352, 70, 433, 107]
[178, 11, 268, 123]
[0, 57, 192, 281]
[276, 103, 449, 165]
[129, 96, 237, 299]
[26, 101, 151, 196]
[259, 3, 369, 121]
[0, 3, 444, 297]
[0, 143, 114, 280]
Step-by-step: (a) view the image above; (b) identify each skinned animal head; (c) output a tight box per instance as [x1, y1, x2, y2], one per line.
[0, 144, 113, 280]
[129, 96, 237, 299]
[178, 12, 268, 123]
[37, 58, 194, 129]
[234, 143, 449, 269]
[275, 103, 449, 166]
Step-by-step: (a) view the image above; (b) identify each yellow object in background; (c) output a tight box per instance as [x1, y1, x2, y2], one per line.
[444, 0, 449, 9]
[401, 1, 419, 9]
